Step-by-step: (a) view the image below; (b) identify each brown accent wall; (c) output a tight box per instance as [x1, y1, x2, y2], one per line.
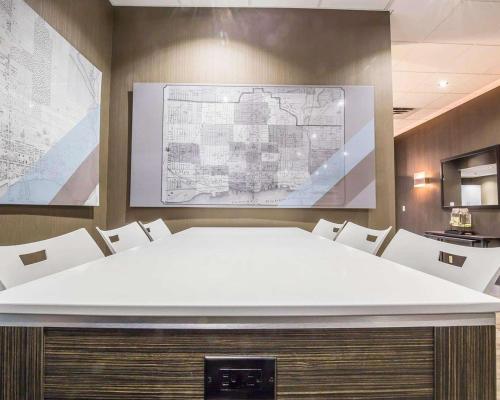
[395, 86, 500, 237]
[0, 0, 113, 249]
[0, 6, 394, 246]
[108, 7, 395, 233]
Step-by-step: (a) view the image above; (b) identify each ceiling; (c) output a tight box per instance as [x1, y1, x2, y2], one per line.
[391, 0, 500, 136]
[109, 0, 392, 9]
[109, 0, 500, 137]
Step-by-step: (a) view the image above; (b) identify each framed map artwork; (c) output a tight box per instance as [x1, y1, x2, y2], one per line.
[131, 84, 375, 209]
[0, 0, 101, 206]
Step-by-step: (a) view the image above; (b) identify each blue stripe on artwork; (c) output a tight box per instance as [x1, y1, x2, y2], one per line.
[279, 119, 375, 207]
[0, 107, 100, 205]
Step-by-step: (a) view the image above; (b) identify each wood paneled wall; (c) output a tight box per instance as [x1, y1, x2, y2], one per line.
[108, 7, 395, 233]
[0, 5, 395, 246]
[395, 87, 500, 237]
[0, 0, 113, 250]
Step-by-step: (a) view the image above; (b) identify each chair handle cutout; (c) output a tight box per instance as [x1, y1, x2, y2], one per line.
[19, 249, 47, 266]
[366, 234, 378, 243]
[438, 251, 466, 268]
[109, 234, 120, 243]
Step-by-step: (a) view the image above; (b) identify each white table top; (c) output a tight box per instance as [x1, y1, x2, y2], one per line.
[0, 228, 499, 328]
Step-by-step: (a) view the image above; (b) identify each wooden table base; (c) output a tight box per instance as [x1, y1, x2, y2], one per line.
[0, 326, 495, 400]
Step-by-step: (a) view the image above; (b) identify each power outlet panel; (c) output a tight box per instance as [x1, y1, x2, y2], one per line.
[205, 356, 276, 400]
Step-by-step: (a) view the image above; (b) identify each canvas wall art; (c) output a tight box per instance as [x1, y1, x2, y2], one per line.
[0, 0, 102, 206]
[131, 84, 375, 209]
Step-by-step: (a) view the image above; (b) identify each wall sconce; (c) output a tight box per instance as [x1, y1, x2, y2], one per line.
[414, 171, 428, 188]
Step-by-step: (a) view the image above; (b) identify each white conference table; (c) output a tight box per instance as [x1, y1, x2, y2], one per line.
[0, 227, 499, 329]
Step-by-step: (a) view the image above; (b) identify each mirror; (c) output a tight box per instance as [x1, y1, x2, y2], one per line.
[441, 146, 500, 208]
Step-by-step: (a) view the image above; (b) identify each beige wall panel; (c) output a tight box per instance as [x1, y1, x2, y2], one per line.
[0, 0, 113, 251]
[108, 7, 395, 233]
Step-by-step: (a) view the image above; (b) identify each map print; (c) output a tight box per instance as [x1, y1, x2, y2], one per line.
[162, 85, 346, 207]
[0, 0, 101, 205]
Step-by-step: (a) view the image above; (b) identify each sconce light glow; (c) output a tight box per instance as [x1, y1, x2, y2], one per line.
[414, 171, 427, 188]
[438, 80, 449, 88]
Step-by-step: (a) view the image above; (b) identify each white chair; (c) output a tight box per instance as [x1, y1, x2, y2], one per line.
[312, 219, 346, 241]
[382, 229, 500, 296]
[139, 218, 172, 241]
[335, 222, 392, 255]
[96, 222, 151, 254]
[0, 228, 104, 290]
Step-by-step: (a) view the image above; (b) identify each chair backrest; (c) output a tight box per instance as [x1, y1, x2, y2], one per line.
[0, 228, 104, 289]
[335, 222, 392, 255]
[139, 218, 172, 241]
[312, 219, 346, 241]
[96, 222, 151, 254]
[382, 229, 500, 296]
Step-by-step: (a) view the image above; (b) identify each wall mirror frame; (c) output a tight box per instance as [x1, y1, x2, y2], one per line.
[441, 144, 500, 210]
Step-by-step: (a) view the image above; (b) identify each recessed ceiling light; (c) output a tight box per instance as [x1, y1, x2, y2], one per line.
[438, 80, 449, 88]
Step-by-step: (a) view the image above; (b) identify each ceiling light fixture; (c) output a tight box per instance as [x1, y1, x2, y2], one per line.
[438, 80, 449, 88]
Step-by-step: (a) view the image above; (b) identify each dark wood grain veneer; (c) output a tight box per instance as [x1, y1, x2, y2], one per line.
[1, 325, 496, 399]
[0, 327, 44, 400]
[44, 328, 434, 399]
[435, 326, 496, 400]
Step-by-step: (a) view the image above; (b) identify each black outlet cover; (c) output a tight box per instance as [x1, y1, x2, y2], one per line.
[205, 356, 276, 400]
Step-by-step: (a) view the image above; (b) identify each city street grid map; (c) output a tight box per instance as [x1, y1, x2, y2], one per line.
[161, 85, 345, 208]
[0, 0, 101, 206]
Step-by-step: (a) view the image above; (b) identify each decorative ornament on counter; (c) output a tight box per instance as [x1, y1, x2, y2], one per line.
[447, 208, 473, 234]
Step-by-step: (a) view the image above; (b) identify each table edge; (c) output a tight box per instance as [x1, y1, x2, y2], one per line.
[0, 312, 495, 329]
